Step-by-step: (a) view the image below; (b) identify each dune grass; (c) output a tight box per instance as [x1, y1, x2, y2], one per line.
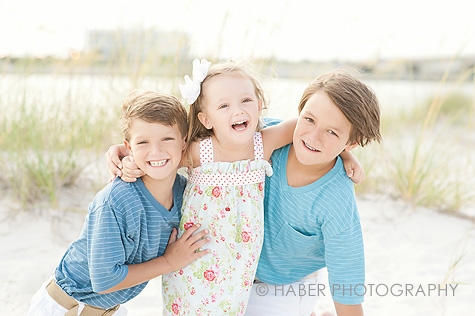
[354, 58, 475, 213]
[1, 48, 474, 214]
[0, 82, 122, 206]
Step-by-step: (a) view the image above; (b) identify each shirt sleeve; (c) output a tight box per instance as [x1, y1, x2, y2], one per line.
[86, 202, 130, 293]
[324, 221, 365, 305]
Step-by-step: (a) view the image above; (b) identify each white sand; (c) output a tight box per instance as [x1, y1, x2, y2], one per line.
[1, 193, 474, 315]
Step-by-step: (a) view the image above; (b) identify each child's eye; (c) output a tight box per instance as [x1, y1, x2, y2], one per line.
[137, 141, 147, 145]
[218, 104, 228, 109]
[328, 130, 338, 137]
[243, 98, 252, 103]
[305, 117, 314, 124]
[163, 137, 174, 141]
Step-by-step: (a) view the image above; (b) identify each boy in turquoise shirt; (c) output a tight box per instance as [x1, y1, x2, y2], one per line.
[246, 70, 381, 316]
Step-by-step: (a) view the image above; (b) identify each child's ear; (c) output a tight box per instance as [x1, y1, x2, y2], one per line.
[198, 112, 212, 129]
[182, 137, 187, 151]
[258, 98, 263, 113]
[344, 141, 358, 152]
[124, 139, 132, 151]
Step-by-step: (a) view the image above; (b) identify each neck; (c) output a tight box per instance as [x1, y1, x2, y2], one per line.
[286, 144, 336, 187]
[141, 174, 176, 210]
[212, 135, 254, 162]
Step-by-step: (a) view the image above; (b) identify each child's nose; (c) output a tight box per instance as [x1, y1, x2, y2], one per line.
[151, 143, 162, 154]
[310, 128, 324, 143]
[233, 104, 245, 116]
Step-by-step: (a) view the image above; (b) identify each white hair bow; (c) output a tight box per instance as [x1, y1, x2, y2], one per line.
[179, 59, 212, 105]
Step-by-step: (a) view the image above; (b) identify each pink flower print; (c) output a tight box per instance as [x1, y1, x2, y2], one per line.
[244, 279, 250, 286]
[191, 288, 196, 295]
[184, 222, 194, 230]
[172, 303, 179, 315]
[179, 269, 184, 275]
[198, 190, 203, 195]
[221, 236, 225, 241]
[204, 269, 216, 281]
[241, 231, 250, 243]
[187, 276, 192, 282]
[236, 252, 241, 259]
[240, 189, 244, 196]
[259, 182, 264, 191]
[203, 204, 208, 210]
[212, 186, 221, 198]
[225, 207, 230, 212]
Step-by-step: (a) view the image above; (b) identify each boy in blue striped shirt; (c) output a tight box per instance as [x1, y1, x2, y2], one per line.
[28, 91, 210, 316]
[245, 70, 381, 316]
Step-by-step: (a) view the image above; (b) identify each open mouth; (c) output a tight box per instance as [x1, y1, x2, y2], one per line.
[303, 141, 320, 152]
[148, 159, 168, 167]
[231, 120, 248, 131]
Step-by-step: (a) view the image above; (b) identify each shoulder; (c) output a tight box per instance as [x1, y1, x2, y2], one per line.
[261, 117, 283, 128]
[91, 177, 141, 213]
[268, 144, 288, 169]
[173, 173, 188, 195]
[317, 158, 360, 225]
[188, 140, 201, 168]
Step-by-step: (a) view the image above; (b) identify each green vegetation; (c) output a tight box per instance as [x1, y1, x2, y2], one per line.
[1, 52, 474, 215]
[354, 61, 475, 213]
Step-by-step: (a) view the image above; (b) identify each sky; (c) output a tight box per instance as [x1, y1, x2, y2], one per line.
[1, 0, 474, 62]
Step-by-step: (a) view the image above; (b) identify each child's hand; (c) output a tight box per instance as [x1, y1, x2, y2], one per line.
[340, 151, 365, 185]
[105, 144, 130, 182]
[163, 224, 211, 272]
[343, 158, 365, 185]
[120, 156, 145, 182]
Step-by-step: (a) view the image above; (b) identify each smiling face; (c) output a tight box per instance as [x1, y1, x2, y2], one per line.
[124, 119, 185, 182]
[197, 73, 262, 147]
[293, 90, 357, 166]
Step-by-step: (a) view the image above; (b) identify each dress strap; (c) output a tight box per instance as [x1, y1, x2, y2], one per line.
[199, 137, 214, 164]
[253, 132, 264, 160]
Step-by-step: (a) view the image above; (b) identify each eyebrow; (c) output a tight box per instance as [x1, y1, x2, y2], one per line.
[303, 111, 343, 134]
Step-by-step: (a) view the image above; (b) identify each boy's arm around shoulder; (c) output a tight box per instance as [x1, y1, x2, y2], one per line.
[261, 118, 297, 160]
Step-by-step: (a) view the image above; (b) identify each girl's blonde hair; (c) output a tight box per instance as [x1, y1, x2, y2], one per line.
[186, 60, 268, 145]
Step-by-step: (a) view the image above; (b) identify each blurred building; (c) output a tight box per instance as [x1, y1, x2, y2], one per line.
[86, 29, 190, 62]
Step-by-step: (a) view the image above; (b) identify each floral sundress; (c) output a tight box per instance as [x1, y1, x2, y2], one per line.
[162, 132, 272, 316]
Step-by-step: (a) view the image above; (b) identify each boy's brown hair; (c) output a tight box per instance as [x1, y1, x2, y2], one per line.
[121, 90, 188, 141]
[187, 60, 268, 144]
[298, 69, 381, 147]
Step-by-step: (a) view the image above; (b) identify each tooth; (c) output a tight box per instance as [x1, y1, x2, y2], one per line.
[150, 160, 167, 166]
[304, 142, 317, 151]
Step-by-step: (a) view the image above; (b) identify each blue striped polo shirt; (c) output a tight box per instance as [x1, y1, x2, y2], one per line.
[256, 144, 365, 305]
[54, 175, 186, 309]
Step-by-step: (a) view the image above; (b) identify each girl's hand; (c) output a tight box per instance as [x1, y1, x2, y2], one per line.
[163, 224, 211, 272]
[345, 162, 365, 185]
[105, 144, 130, 182]
[121, 156, 145, 182]
[340, 151, 365, 185]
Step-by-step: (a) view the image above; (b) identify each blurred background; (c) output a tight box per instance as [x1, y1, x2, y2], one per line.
[0, 1, 474, 314]
[1, 0, 473, 214]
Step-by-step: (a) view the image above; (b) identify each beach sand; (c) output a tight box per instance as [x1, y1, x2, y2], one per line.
[1, 191, 474, 315]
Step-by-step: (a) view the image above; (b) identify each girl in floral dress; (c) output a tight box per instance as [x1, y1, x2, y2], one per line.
[162, 59, 296, 316]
